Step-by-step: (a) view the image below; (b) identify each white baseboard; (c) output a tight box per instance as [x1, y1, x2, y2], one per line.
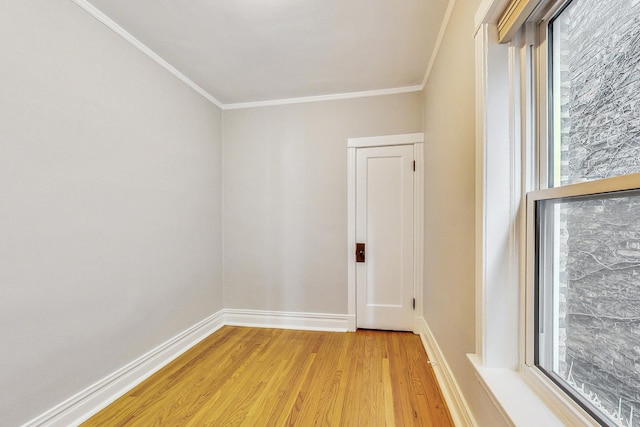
[23, 309, 355, 426]
[22, 310, 226, 427]
[224, 308, 353, 332]
[415, 317, 477, 427]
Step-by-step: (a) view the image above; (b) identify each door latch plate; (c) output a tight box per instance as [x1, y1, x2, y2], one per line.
[356, 243, 365, 262]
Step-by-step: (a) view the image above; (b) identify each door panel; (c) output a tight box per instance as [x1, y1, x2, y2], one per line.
[356, 145, 414, 331]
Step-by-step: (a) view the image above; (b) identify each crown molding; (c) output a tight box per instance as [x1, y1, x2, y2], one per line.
[72, 0, 443, 110]
[70, 0, 225, 109]
[223, 85, 424, 110]
[421, 0, 457, 89]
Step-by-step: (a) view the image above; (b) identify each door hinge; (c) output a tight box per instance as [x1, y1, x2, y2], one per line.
[413, 160, 416, 171]
[412, 298, 416, 310]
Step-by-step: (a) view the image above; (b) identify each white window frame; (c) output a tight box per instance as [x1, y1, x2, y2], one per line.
[472, 0, 640, 425]
[525, 175, 640, 426]
[524, 1, 640, 425]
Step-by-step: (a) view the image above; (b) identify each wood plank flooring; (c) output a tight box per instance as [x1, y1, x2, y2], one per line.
[83, 326, 453, 427]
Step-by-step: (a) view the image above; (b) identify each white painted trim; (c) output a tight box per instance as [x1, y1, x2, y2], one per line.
[347, 132, 424, 148]
[223, 85, 424, 110]
[347, 135, 425, 332]
[468, 354, 578, 427]
[422, 0, 457, 88]
[474, 23, 488, 360]
[22, 309, 351, 426]
[71, 1, 427, 110]
[413, 143, 425, 324]
[347, 147, 358, 332]
[474, 23, 518, 369]
[70, 0, 225, 109]
[522, 366, 601, 426]
[473, 5, 605, 425]
[415, 318, 477, 427]
[224, 309, 352, 332]
[475, 0, 511, 33]
[22, 310, 226, 427]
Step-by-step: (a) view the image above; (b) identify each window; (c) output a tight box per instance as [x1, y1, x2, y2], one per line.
[527, 0, 640, 426]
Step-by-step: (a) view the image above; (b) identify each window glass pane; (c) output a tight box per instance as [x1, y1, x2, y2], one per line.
[537, 191, 640, 427]
[551, 0, 640, 187]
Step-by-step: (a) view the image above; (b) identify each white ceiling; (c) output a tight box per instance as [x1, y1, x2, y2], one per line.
[83, 0, 450, 106]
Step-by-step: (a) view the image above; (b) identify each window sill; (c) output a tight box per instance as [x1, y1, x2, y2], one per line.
[467, 354, 567, 427]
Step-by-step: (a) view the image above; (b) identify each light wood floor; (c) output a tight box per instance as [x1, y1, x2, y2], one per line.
[83, 326, 453, 426]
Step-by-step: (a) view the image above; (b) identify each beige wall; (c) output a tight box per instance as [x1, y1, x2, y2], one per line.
[223, 94, 422, 313]
[0, 2, 223, 425]
[422, 1, 507, 425]
[1, 0, 514, 424]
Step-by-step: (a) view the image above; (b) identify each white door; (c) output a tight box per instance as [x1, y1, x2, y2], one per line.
[356, 144, 414, 331]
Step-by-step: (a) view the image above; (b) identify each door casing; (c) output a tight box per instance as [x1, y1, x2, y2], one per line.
[347, 133, 424, 332]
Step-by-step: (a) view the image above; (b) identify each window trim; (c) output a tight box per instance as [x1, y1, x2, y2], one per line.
[524, 0, 640, 424]
[526, 174, 640, 355]
[473, 16, 576, 424]
[497, 0, 542, 42]
[474, 0, 640, 425]
[525, 175, 640, 425]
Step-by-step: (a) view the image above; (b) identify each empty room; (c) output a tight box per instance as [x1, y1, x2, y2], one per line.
[3, 0, 639, 426]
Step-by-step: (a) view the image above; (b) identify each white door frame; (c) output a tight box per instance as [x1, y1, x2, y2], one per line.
[347, 133, 424, 332]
